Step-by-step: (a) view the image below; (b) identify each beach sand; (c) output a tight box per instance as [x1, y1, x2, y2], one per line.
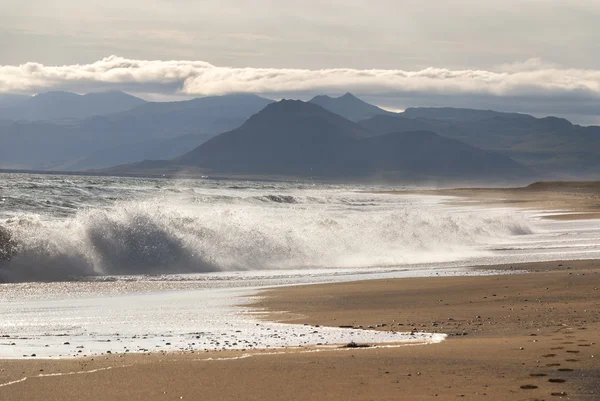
[395, 181, 600, 220]
[1, 260, 598, 401]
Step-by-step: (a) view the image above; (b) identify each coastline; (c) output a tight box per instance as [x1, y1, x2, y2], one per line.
[389, 181, 600, 220]
[1, 182, 599, 400]
[1, 259, 598, 401]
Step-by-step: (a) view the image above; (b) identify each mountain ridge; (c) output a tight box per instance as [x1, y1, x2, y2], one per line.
[114, 99, 533, 184]
[0, 91, 147, 121]
[309, 92, 396, 121]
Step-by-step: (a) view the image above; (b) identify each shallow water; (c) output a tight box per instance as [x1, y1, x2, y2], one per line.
[1, 173, 599, 358]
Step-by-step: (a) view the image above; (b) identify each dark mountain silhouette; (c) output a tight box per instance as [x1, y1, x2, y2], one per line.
[358, 110, 600, 178]
[0, 91, 146, 121]
[111, 100, 531, 183]
[176, 100, 372, 175]
[340, 131, 528, 181]
[309, 93, 396, 121]
[0, 94, 274, 170]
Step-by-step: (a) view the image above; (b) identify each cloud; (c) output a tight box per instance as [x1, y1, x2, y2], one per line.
[1, 55, 599, 99]
[2, 55, 600, 124]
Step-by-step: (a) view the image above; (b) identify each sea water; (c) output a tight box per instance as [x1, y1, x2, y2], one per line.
[0, 173, 599, 358]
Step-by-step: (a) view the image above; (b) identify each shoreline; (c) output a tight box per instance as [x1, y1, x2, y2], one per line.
[387, 181, 600, 221]
[2, 182, 599, 400]
[1, 259, 599, 400]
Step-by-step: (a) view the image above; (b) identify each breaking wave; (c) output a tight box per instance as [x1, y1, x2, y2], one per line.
[0, 195, 532, 283]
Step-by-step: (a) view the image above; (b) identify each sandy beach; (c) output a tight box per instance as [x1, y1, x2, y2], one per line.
[397, 181, 600, 220]
[1, 259, 598, 401]
[1, 182, 599, 401]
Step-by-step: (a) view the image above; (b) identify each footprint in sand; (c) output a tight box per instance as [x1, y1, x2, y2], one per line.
[565, 359, 579, 362]
[561, 342, 574, 344]
[530, 373, 547, 377]
[520, 385, 538, 390]
[550, 347, 564, 350]
[551, 392, 568, 396]
[565, 350, 580, 354]
[542, 353, 557, 357]
[548, 378, 566, 383]
[557, 368, 573, 372]
[577, 344, 591, 347]
[546, 363, 561, 367]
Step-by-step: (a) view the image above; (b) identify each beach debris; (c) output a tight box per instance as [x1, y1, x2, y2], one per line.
[343, 341, 371, 348]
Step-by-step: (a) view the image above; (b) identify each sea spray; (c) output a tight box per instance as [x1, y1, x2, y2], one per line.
[0, 192, 532, 282]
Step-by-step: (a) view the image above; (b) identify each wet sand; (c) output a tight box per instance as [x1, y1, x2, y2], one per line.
[1, 260, 598, 401]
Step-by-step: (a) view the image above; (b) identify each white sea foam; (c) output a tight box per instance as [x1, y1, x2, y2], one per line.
[0, 191, 531, 282]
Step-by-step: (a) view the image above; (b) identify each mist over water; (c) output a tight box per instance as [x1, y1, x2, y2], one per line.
[0, 173, 536, 283]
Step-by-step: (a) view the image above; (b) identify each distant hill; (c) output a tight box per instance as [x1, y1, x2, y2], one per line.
[0, 91, 147, 121]
[358, 110, 600, 178]
[176, 100, 372, 175]
[112, 100, 531, 183]
[401, 107, 528, 122]
[0, 94, 29, 109]
[0, 94, 274, 170]
[309, 93, 396, 121]
[65, 132, 214, 171]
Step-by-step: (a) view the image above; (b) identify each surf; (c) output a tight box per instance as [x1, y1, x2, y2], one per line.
[0, 191, 532, 282]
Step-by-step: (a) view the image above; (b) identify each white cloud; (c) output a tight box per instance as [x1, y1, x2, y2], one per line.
[2, 56, 599, 100]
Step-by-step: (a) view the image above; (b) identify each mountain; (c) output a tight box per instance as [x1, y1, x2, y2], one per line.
[339, 130, 528, 180]
[309, 93, 396, 121]
[113, 100, 531, 183]
[401, 107, 527, 122]
[113, 93, 273, 136]
[358, 110, 600, 178]
[65, 132, 214, 171]
[0, 94, 29, 109]
[176, 100, 372, 175]
[0, 94, 274, 170]
[0, 91, 146, 121]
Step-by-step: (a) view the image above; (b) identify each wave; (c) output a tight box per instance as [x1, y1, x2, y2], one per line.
[0, 196, 532, 283]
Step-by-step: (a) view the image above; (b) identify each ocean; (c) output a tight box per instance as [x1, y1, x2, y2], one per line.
[1, 173, 599, 358]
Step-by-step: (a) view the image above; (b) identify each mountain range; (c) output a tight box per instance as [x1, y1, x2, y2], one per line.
[0, 90, 599, 182]
[109, 100, 532, 183]
[357, 111, 600, 178]
[0, 91, 147, 121]
[0, 93, 273, 170]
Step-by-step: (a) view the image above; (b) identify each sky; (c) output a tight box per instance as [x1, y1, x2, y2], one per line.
[1, 0, 599, 123]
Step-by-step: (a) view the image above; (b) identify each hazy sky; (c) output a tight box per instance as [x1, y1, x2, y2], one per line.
[2, 0, 599, 123]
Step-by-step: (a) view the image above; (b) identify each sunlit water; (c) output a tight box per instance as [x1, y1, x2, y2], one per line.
[0, 173, 598, 358]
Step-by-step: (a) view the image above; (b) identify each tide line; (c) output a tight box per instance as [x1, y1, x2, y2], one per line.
[0, 365, 132, 389]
